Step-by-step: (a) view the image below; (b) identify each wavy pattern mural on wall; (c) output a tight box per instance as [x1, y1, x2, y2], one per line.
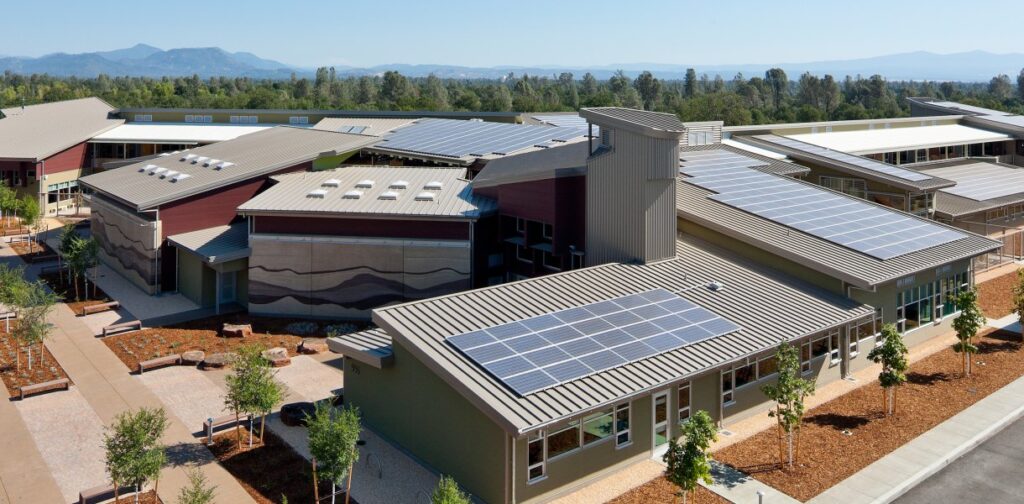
[248, 273, 470, 311]
[91, 203, 159, 290]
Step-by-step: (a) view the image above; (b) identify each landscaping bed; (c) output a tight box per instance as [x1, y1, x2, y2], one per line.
[609, 477, 728, 504]
[38, 271, 113, 315]
[0, 330, 71, 396]
[111, 491, 161, 503]
[978, 268, 1018, 319]
[209, 426, 353, 504]
[706, 328, 1024, 501]
[9, 239, 57, 261]
[102, 315, 364, 371]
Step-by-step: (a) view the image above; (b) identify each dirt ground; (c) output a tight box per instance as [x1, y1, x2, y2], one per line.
[707, 328, 1024, 501]
[209, 427, 354, 504]
[978, 268, 1018, 319]
[9, 239, 56, 260]
[38, 271, 113, 315]
[111, 491, 161, 503]
[608, 477, 729, 504]
[0, 329, 71, 396]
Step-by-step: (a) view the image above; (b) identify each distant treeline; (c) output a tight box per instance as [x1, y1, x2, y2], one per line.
[3, 68, 1024, 125]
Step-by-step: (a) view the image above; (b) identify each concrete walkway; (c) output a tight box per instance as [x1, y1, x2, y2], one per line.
[810, 373, 1024, 504]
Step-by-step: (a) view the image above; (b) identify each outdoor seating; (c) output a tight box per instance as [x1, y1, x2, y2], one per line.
[19, 378, 70, 400]
[101, 320, 141, 337]
[204, 413, 252, 445]
[137, 354, 181, 374]
[78, 483, 135, 504]
[82, 301, 120, 316]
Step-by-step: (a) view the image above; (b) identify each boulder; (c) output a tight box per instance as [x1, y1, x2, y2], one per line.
[298, 338, 329, 355]
[222, 323, 253, 338]
[181, 350, 205, 366]
[262, 347, 291, 367]
[200, 352, 236, 370]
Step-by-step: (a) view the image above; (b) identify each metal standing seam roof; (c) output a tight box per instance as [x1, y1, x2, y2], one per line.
[739, 134, 956, 192]
[237, 166, 496, 220]
[373, 236, 874, 435]
[167, 222, 250, 264]
[90, 123, 271, 144]
[914, 160, 1024, 218]
[677, 179, 1001, 288]
[312, 117, 418, 136]
[327, 328, 394, 368]
[471, 141, 590, 189]
[679, 143, 810, 177]
[78, 126, 377, 211]
[0, 97, 123, 161]
[913, 100, 1013, 117]
[785, 124, 1011, 155]
[578, 107, 687, 139]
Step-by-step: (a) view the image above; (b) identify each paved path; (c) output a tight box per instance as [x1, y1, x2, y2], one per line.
[810, 373, 1024, 504]
[0, 387, 65, 504]
[895, 414, 1024, 504]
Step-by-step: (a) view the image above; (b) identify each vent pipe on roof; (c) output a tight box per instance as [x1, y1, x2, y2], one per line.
[706, 281, 725, 292]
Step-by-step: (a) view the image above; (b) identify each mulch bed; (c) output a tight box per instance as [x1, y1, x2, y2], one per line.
[38, 271, 113, 315]
[8, 240, 56, 261]
[0, 329, 71, 396]
[101, 314, 363, 371]
[978, 268, 1018, 319]
[709, 328, 1024, 501]
[209, 426, 355, 504]
[111, 490, 161, 503]
[609, 477, 729, 504]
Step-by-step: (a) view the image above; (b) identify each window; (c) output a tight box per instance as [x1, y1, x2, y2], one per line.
[542, 251, 561, 271]
[615, 403, 631, 447]
[819, 176, 867, 199]
[722, 370, 735, 405]
[601, 128, 615, 148]
[678, 383, 691, 422]
[542, 223, 554, 240]
[516, 217, 527, 234]
[527, 433, 545, 482]
[686, 131, 712, 146]
[289, 116, 309, 125]
[547, 421, 581, 459]
[801, 343, 811, 374]
[734, 362, 756, 388]
[582, 410, 613, 446]
[516, 245, 533, 263]
[185, 114, 212, 123]
[230, 115, 258, 124]
[898, 276, 956, 334]
[758, 356, 778, 378]
[133, 114, 152, 122]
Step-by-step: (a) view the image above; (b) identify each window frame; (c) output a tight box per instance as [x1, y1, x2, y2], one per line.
[614, 402, 631, 449]
[721, 369, 735, 406]
[677, 382, 691, 423]
[527, 432, 546, 483]
[581, 409, 614, 447]
[545, 420, 582, 462]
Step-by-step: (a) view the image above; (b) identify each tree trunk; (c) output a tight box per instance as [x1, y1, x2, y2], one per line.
[787, 430, 794, 469]
[134, 484, 139, 504]
[235, 412, 242, 450]
[259, 414, 266, 443]
[332, 482, 337, 504]
[248, 416, 253, 449]
[312, 458, 320, 504]
[15, 346, 20, 373]
[795, 424, 802, 464]
[154, 476, 159, 500]
[345, 461, 354, 504]
[39, 342, 44, 367]
[114, 483, 119, 503]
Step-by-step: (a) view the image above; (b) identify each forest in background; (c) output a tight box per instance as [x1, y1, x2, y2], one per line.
[3, 67, 1024, 125]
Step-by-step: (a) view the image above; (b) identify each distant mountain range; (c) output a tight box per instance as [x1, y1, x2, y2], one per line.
[2, 45, 1023, 82]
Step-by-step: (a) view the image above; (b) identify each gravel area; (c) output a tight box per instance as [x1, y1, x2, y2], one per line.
[14, 386, 108, 503]
[273, 355, 343, 402]
[136, 366, 229, 435]
[551, 460, 665, 504]
[712, 328, 1024, 501]
[979, 268, 1018, 320]
[609, 476, 729, 504]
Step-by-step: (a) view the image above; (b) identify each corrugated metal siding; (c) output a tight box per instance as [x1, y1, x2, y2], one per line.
[374, 236, 873, 434]
[683, 123, 723, 144]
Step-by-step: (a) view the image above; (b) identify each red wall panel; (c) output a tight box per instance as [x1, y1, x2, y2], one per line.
[253, 215, 469, 240]
[41, 142, 89, 174]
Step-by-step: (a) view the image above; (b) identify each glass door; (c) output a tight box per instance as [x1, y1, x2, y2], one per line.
[219, 271, 237, 304]
[652, 391, 669, 456]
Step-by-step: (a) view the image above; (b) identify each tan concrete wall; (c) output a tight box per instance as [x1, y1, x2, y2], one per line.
[90, 196, 161, 294]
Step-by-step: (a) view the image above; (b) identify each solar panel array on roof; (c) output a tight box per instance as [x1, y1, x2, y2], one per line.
[927, 163, 1024, 201]
[531, 114, 588, 129]
[680, 149, 769, 172]
[447, 288, 741, 396]
[333, 125, 369, 134]
[683, 164, 966, 260]
[376, 118, 583, 159]
[753, 135, 932, 182]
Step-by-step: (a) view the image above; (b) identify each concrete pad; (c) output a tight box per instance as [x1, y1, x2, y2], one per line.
[137, 366, 229, 435]
[14, 387, 108, 503]
[90, 263, 198, 320]
[79, 308, 134, 336]
[273, 355, 343, 403]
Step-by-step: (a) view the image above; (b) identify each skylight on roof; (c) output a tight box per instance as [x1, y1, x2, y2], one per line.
[139, 164, 158, 172]
[424, 181, 443, 190]
[343, 190, 363, 199]
[389, 180, 409, 189]
[171, 173, 191, 182]
[161, 170, 179, 179]
[415, 191, 436, 201]
[379, 191, 399, 200]
[307, 189, 328, 198]
[193, 156, 209, 165]
[151, 167, 168, 175]
[204, 158, 220, 167]
[215, 161, 234, 170]
[355, 179, 375, 189]
[181, 154, 197, 162]
[322, 179, 341, 187]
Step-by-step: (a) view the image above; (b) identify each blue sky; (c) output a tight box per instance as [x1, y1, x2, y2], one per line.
[4, 0, 1021, 68]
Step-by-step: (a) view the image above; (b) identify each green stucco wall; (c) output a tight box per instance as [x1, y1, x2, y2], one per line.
[177, 251, 215, 308]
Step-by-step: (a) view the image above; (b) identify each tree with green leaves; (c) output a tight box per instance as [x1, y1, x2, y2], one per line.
[953, 289, 985, 377]
[663, 410, 717, 504]
[1011, 268, 1024, 342]
[18, 194, 39, 244]
[176, 468, 216, 504]
[307, 403, 361, 504]
[103, 407, 168, 504]
[0, 184, 17, 226]
[430, 475, 470, 504]
[57, 222, 78, 286]
[0, 263, 24, 333]
[867, 324, 909, 417]
[761, 343, 815, 469]
[10, 278, 57, 372]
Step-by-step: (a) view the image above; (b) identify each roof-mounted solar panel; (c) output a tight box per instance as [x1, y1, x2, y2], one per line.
[307, 189, 328, 198]
[414, 191, 436, 201]
[389, 180, 409, 189]
[379, 190, 399, 200]
[355, 179, 375, 189]
[343, 190, 363, 199]
[322, 179, 341, 188]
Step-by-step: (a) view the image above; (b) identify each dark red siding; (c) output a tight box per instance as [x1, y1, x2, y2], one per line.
[253, 216, 470, 241]
[41, 142, 89, 174]
[494, 175, 585, 252]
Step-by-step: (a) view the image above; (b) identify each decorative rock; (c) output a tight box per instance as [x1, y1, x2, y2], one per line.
[222, 323, 253, 338]
[200, 352, 236, 370]
[298, 338, 328, 355]
[181, 350, 205, 365]
[262, 347, 291, 367]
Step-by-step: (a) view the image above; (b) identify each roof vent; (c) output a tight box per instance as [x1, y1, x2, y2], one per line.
[355, 179, 375, 189]
[203, 158, 220, 167]
[215, 161, 234, 170]
[343, 190, 363, 199]
[414, 191, 436, 201]
[192, 156, 209, 165]
[706, 281, 725, 292]
[139, 164, 158, 172]
[389, 180, 409, 189]
[307, 189, 328, 198]
[378, 190, 399, 200]
[161, 170, 180, 179]
[171, 173, 191, 182]
[322, 178, 341, 188]
[424, 181, 443, 190]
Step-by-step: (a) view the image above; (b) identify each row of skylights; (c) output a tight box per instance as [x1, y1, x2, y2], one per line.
[138, 164, 192, 183]
[178, 152, 234, 170]
[306, 185, 440, 202]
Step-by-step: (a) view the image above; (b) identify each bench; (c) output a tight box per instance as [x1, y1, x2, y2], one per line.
[138, 354, 181, 374]
[204, 413, 252, 445]
[101, 320, 142, 337]
[0, 228, 28, 237]
[82, 301, 120, 316]
[78, 483, 136, 504]
[19, 378, 70, 400]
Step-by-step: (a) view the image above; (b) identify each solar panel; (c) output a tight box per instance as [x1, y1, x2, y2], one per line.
[680, 149, 769, 173]
[447, 289, 741, 396]
[686, 166, 966, 260]
[928, 163, 1024, 201]
[376, 118, 585, 159]
[752, 135, 932, 182]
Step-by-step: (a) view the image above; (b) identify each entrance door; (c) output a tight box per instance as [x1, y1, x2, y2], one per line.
[652, 391, 669, 456]
[219, 271, 237, 304]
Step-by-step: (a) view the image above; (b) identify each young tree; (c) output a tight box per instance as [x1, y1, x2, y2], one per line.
[103, 407, 169, 504]
[0, 263, 25, 333]
[239, 344, 285, 444]
[307, 403, 361, 504]
[57, 222, 78, 286]
[176, 468, 216, 504]
[760, 343, 814, 469]
[663, 410, 717, 504]
[10, 279, 57, 371]
[867, 324, 909, 417]
[430, 475, 470, 504]
[18, 194, 39, 245]
[952, 289, 985, 377]
[223, 345, 257, 450]
[1011, 268, 1024, 342]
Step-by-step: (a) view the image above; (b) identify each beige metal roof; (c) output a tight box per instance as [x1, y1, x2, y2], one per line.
[786, 125, 1010, 155]
[238, 166, 496, 220]
[79, 126, 376, 210]
[0, 97, 123, 161]
[91, 123, 270, 144]
[579, 107, 686, 139]
[472, 141, 589, 189]
[167, 222, 249, 264]
[677, 178, 1000, 288]
[327, 328, 394, 368]
[312, 117, 416, 136]
[373, 236, 874, 434]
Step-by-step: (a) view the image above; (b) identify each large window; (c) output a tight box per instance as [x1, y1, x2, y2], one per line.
[582, 410, 613, 446]
[615, 403, 631, 447]
[721, 369, 735, 405]
[289, 116, 309, 125]
[898, 271, 967, 334]
[819, 176, 866, 199]
[547, 421, 580, 460]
